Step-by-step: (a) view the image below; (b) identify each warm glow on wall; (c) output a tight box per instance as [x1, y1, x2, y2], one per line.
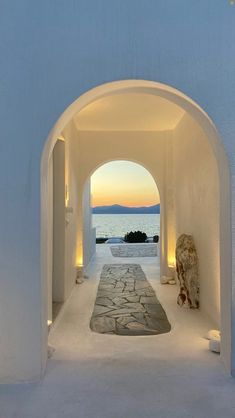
[76, 256, 83, 267]
[76, 243, 83, 267]
[168, 256, 176, 268]
[65, 184, 69, 207]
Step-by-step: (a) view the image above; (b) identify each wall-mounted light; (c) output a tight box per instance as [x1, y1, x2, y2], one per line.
[47, 320, 52, 326]
[65, 184, 69, 206]
[76, 255, 83, 267]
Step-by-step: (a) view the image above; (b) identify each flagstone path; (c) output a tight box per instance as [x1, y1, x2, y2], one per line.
[110, 244, 158, 257]
[90, 264, 171, 335]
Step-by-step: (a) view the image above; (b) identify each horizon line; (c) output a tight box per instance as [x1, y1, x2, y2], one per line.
[92, 203, 160, 208]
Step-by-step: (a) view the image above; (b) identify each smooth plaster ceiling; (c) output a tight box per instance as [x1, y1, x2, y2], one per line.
[74, 93, 185, 131]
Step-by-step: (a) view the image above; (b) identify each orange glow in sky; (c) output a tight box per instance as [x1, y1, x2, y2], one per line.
[91, 161, 160, 207]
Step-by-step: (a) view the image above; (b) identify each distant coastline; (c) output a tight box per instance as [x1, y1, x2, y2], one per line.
[92, 204, 160, 215]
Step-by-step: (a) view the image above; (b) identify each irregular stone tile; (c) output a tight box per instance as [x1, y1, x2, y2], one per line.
[140, 296, 159, 304]
[125, 285, 135, 292]
[116, 324, 127, 331]
[144, 304, 168, 320]
[90, 316, 116, 333]
[146, 315, 171, 333]
[107, 287, 129, 293]
[125, 295, 140, 303]
[126, 321, 153, 332]
[97, 291, 132, 299]
[132, 312, 147, 325]
[135, 281, 149, 290]
[145, 316, 160, 330]
[145, 289, 156, 296]
[132, 312, 144, 320]
[124, 302, 145, 312]
[98, 284, 115, 291]
[108, 308, 141, 316]
[117, 316, 137, 326]
[143, 304, 159, 314]
[96, 297, 113, 306]
[101, 279, 116, 285]
[93, 305, 114, 316]
[136, 289, 155, 296]
[112, 297, 127, 305]
[115, 282, 125, 290]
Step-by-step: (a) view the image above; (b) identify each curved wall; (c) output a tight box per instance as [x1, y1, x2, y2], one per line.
[173, 113, 220, 326]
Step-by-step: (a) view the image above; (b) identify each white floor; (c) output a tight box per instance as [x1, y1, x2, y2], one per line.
[1, 245, 235, 418]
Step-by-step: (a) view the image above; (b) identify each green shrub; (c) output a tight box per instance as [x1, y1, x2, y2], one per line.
[124, 230, 147, 243]
[153, 235, 159, 243]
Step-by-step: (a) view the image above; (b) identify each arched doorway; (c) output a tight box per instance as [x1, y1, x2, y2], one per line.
[41, 80, 231, 373]
[82, 160, 161, 272]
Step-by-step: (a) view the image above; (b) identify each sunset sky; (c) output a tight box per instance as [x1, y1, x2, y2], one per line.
[91, 161, 160, 207]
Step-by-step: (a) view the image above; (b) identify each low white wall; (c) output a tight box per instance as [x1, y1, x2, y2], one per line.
[173, 113, 220, 326]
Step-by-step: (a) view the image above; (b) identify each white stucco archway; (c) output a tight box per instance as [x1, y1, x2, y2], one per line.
[41, 80, 231, 374]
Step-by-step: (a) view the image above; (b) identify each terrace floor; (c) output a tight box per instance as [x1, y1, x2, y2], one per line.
[1, 244, 235, 418]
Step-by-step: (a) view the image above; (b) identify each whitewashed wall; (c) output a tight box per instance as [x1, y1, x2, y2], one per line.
[0, 1, 234, 382]
[173, 114, 220, 327]
[52, 140, 66, 304]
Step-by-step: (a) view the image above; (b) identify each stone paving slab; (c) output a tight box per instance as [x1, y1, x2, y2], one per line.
[110, 244, 158, 257]
[90, 264, 171, 336]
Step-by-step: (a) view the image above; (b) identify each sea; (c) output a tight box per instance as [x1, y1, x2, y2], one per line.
[93, 214, 160, 238]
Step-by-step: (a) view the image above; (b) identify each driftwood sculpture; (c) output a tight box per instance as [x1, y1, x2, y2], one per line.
[175, 234, 199, 309]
